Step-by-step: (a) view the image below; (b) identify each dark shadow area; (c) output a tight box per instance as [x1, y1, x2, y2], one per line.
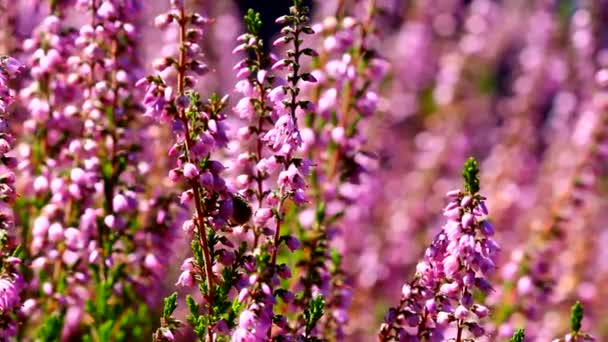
[234, 0, 314, 51]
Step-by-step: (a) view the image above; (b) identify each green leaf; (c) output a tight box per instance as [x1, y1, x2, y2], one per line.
[315, 201, 326, 225]
[37, 313, 64, 341]
[163, 292, 178, 318]
[462, 157, 480, 194]
[98, 320, 114, 342]
[186, 295, 200, 316]
[330, 249, 341, 269]
[304, 295, 325, 336]
[10, 244, 25, 259]
[571, 301, 584, 333]
[509, 328, 525, 342]
[419, 87, 437, 115]
[244, 9, 262, 36]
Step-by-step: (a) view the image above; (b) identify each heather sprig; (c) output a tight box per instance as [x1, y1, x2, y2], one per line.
[551, 301, 594, 342]
[0, 54, 23, 341]
[229, 2, 320, 339]
[16, 1, 165, 339]
[267, 0, 317, 268]
[571, 301, 583, 334]
[291, 2, 387, 338]
[379, 157, 498, 341]
[510, 328, 525, 342]
[143, 2, 253, 341]
[230, 9, 295, 341]
[492, 67, 608, 339]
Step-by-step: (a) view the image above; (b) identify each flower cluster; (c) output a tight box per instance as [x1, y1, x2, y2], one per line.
[15, 1, 173, 339]
[552, 302, 595, 342]
[380, 158, 499, 341]
[0, 55, 23, 340]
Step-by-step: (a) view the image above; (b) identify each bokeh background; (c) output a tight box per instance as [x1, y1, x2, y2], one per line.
[1, 0, 607, 340]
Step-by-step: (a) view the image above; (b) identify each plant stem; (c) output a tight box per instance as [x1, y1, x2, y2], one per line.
[177, 8, 215, 342]
[456, 320, 463, 342]
[270, 14, 303, 268]
[270, 193, 287, 266]
[326, 0, 376, 180]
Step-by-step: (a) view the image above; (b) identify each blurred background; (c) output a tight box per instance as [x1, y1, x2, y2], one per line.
[1, 0, 607, 341]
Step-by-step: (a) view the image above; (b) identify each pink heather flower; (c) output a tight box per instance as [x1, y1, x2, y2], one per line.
[443, 254, 460, 276]
[436, 312, 452, 326]
[176, 271, 194, 287]
[472, 304, 489, 318]
[278, 164, 305, 191]
[104, 215, 120, 230]
[70, 167, 88, 185]
[238, 288, 249, 303]
[64, 227, 81, 249]
[47, 223, 64, 242]
[21, 299, 36, 315]
[182, 219, 196, 234]
[0, 278, 20, 311]
[517, 276, 534, 296]
[113, 193, 129, 213]
[154, 13, 173, 29]
[273, 36, 289, 47]
[401, 284, 412, 299]
[161, 328, 175, 341]
[96, 1, 115, 19]
[234, 97, 254, 120]
[32, 216, 50, 238]
[454, 305, 469, 320]
[33, 176, 49, 193]
[180, 258, 196, 272]
[254, 208, 273, 225]
[144, 254, 162, 275]
[180, 190, 194, 205]
[232, 328, 257, 342]
[440, 281, 460, 296]
[42, 282, 53, 295]
[238, 309, 256, 329]
[461, 212, 474, 228]
[444, 207, 460, 220]
[183, 162, 199, 179]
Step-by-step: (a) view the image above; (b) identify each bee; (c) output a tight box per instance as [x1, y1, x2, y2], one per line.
[229, 194, 253, 226]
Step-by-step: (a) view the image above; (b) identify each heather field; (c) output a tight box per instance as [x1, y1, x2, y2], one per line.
[0, 0, 606, 341]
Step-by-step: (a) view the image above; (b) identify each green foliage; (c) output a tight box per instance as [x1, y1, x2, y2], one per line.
[571, 301, 584, 333]
[420, 87, 437, 115]
[304, 295, 325, 336]
[185, 294, 207, 340]
[186, 294, 200, 317]
[315, 201, 326, 227]
[163, 292, 178, 319]
[0, 228, 6, 245]
[37, 313, 64, 341]
[83, 262, 151, 341]
[244, 9, 262, 36]
[97, 320, 115, 342]
[10, 244, 25, 259]
[509, 328, 525, 342]
[462, 157, 480, 194]
[330, 249, 341, 270]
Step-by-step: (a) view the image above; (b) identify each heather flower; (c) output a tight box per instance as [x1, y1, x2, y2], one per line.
[380, 158, 499, 341]
[0, 54, 23, 340]
[225, 4, 319, 339]
[13, 2, 176, 339]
